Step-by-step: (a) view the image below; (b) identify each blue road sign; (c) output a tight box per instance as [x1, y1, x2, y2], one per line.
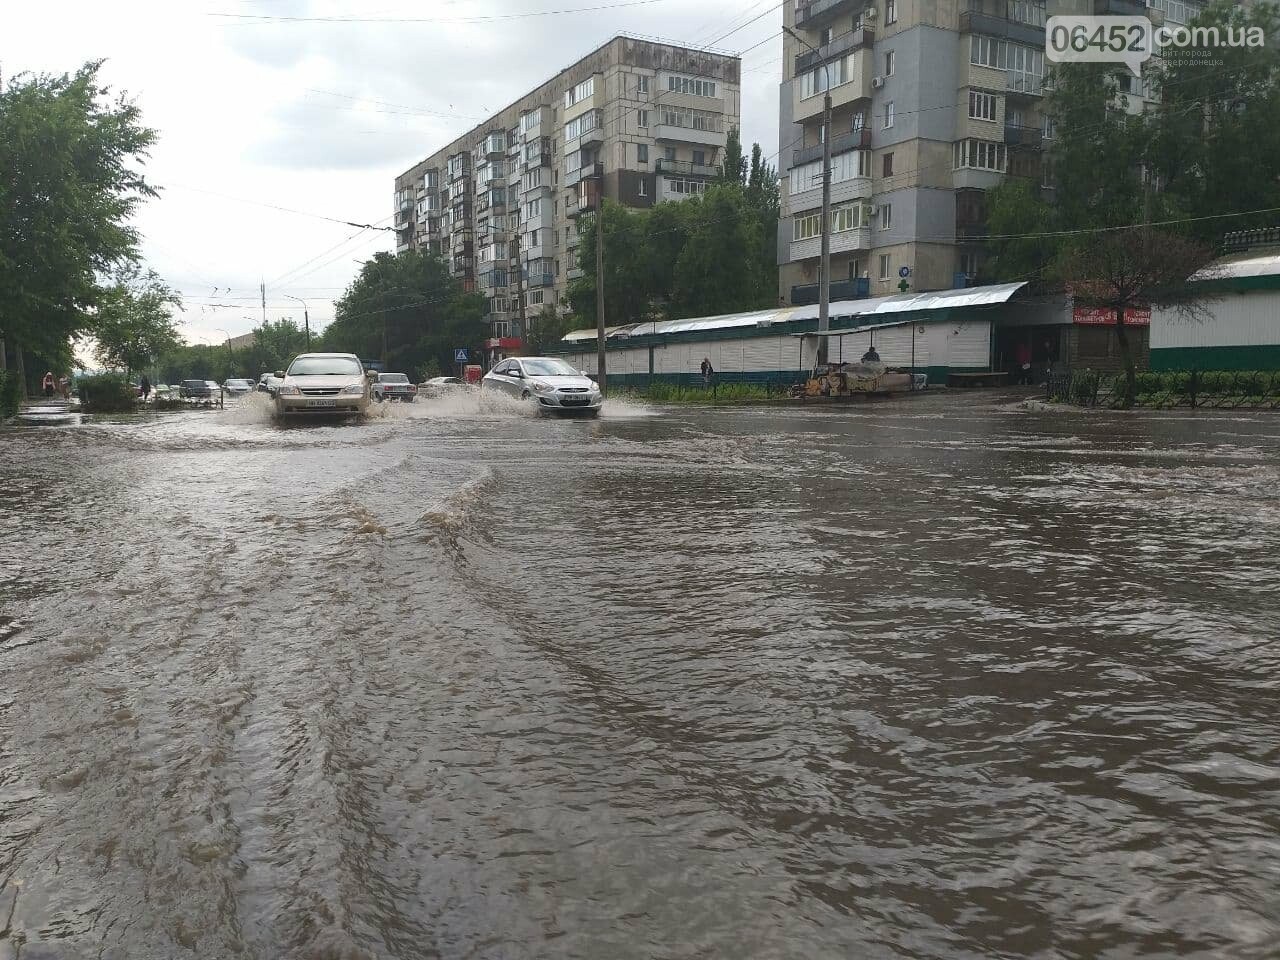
[899, 266, 912, 278]
[454, 348, 469, 363]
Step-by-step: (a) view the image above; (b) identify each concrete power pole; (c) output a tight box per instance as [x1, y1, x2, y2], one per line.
[260, 281, 267, 326]
[512, 230, 527, 347]
[594, 168, 606, 396]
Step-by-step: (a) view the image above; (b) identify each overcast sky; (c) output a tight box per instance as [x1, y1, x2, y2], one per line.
[2, 0, 781, 348]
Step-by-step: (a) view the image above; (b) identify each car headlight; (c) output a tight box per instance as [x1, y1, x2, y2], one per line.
[532, 380, 555, 394]
[277, 384, 301, 396]
[341, 382, 365, 396]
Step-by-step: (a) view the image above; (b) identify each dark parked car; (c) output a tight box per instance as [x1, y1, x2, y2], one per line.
[178, 379, 211, 399]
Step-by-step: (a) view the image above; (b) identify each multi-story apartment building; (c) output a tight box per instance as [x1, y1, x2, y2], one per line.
[778, 0, 1190, 304]
[393, 35, 740, 363]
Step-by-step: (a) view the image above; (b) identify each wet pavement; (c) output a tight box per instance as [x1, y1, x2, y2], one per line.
[1, 389, 1278, 959]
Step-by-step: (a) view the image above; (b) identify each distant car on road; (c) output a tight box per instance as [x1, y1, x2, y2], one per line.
[257, 373, 282, 395]
[420, 376, 465, 398]
[222, 378, 254, 396]
[273, 352, 374, 419]
[178, 379, 211, 399]
[372, 372, 418, 402]
[480, 356, 603, 417]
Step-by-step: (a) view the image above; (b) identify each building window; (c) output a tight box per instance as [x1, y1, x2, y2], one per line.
[1042, 114, 1057, 139]
[556, 260, 561, 276]
[883, 152, 894, 177]
[793, 202, 870, 240]
[660, 106, 721, 133]
[880, 203, 892, 230]
[565, 75, 595, 108]
[638, 179, 647, 197]
[969, 91, 998, 121]
[637, 143, 648, 164]
[970, 35, 1003, 68]
[564, 109, 601, 142]
[886, 0, 897, 23]
[953, 138, 1007, 171]
[637, 74, 649, 94]
[638, 109, 649, 128]
[879, 254, 891, 280]
[529, 229, 539, 246]
[883, 101, 895, 128]
[851, 258, 865, 279]
[884, 51, 895, 76]
[693, 149, 705, 166]
[664, 146, 676, 161]
[666, 75, 717, 97]
[800, 56, 849, 100]
[959, 253, 980, 278]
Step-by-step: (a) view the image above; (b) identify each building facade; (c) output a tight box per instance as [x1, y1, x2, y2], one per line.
[777, 0, 1198, 305]
[393, 36, 740, 363]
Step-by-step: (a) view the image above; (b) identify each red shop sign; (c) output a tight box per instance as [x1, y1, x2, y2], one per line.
[1072, 306, 1151, 326]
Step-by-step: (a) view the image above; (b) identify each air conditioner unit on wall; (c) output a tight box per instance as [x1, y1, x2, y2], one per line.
[871, 76, 885, 89]
[863, 5, 878, 18]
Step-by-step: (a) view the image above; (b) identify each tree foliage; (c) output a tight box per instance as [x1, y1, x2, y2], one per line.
[0, 61, 157, 363]
[567, 137, 780, 329]
[91, 268, 182, 374]
[320, 249, 486, 378]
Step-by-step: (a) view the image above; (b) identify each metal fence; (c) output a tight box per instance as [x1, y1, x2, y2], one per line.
[1047, 370, 1280, 409]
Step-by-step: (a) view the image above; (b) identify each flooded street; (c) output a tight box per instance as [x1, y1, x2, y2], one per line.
[1, 391, 1278, 959]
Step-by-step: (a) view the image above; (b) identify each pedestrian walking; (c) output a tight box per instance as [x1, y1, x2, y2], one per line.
[58, 375, 71, 399]
[700, 357, 714, 385]
[1015, 341, 1032, 385]
[42, 371, 55, 397]
[140, 374, 151, 401]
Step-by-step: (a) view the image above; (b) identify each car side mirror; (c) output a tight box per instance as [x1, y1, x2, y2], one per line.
[510, 369, 523, 378]
[274, 371, 284, 379]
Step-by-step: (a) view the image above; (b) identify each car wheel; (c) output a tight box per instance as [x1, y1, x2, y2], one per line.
[521, 390, 531, 400]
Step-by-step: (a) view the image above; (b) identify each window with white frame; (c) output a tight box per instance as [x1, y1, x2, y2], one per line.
[970, 36, 1004, 68]
[638, 179, 647, 197]
[799, 56, 850, 99]
[523, 198, 542, 221]
[637, 74, 649, 94]
[660, 107, 720, 132]
[638, 109, 649, 128]
[666, 75, 717, 97]
[564, 76, 595, 108]
[886, 0, 897, 22]
[883, 101, 895, 128]
[1042, 114, 1056, 139]
[969, 91, 997, 121]
[523, 169, 544, 192]
[793, 202, 870, 240]
[879, 254, 891, 279]
[520, 111, 539, 133]
[880, 203, 892, 230]
[885, 50, 895, 76]
[563, 110, 601, 142]
[664, 177, 707, 196]
[565, 152, 582, 177]
[788, 151, 872, 195]
[959, 252, 980, 278]
[953, 138, 1007, 171]
[637, 143, 648, 164]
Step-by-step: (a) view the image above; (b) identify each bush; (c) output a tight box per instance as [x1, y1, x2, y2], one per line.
[0, 370, 20, 418]
[78, 373, 137, 413]
[1070, 370, 1100, 405]
[1135, 372, 1161, 395]
[628, 381, 777, 404]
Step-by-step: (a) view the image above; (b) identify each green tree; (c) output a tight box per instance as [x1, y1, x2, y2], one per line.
[718, 127, 747, 184]
[526, 305, 577, 354]
[247, 318, 309, 375]
[672, 184, 766, 317]
[746, 144, 781, 303]
[323, 249, 485, 378]
[0, 61, 157, 394]
[91, 268, 182, 375]
[568, 201, 656, 327]
[982, 178, 1059, 285]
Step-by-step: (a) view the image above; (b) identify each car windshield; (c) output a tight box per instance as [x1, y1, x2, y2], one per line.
[226, 379, 251, 387]
[183, 380, 204, 387]
[379, 373, 409, 383]
[521, 358, 579, 377]
[287, 356, 362, 377]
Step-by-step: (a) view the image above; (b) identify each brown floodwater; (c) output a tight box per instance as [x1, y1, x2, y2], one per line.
[1, 390, 1278, 959]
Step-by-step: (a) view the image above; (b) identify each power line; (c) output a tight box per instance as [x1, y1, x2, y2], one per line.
[162, 182, 397, 231]
[209, 0, 673, 25]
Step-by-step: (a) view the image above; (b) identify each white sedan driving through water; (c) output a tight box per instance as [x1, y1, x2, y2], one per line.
[273, 353, 375, 418]
[481, 357, 602, 416]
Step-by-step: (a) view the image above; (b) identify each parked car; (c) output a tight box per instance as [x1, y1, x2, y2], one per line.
[372, 372, 418, 402]
[257, 373, 282, 395]
[222, 378, 255, 396]
[480, 356, 603, 416]
[273, 353, 374, 418]
[178, 379, 211, 399]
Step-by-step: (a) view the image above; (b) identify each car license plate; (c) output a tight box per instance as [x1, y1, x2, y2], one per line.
[307, 398, 337, 407]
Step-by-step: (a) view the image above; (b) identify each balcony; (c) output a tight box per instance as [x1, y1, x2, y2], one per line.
[1006, 72, 1044, 97]
[1093, 0, 1145, 13]
[483, 132, 506, 157]
[956, 218, 989, 240]
[794, 0, 859, 29]
[655, 158, 718, 178]
[1004, 123, 1043, 148]
[567, 265, 585, 280]
[958, 2, 1045, 47]
[450, 256, 474, 275]
[654, 122, 726, 147]
[791, 278, 870, 304]
[524, 270, 554, 288]
[579, 126, 604, 149]
[790, 170, 872, 212]
[793, 128, 872, 167]
[789, 225, 872, 262]
[795, 27, 874, 76]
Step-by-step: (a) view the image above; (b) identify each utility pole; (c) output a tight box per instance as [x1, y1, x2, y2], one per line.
[260, 281, 267, 326]
[784, 26, 832, 368]
[594, 167, 606, 396]
[512, 229, 527, 346]
[284, 295, 311, 350]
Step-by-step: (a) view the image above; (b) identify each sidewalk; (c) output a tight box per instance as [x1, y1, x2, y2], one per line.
[12, 396, 82, 426]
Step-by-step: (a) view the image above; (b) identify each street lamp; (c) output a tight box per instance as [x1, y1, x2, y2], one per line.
[355, 258, 388, 365]
[784, 23, 833, 368]
[283, 295, 311, 349]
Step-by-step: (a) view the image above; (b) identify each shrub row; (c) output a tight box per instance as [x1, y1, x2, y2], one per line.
[1135, 370, 1280, 397]
[0, 370, 19, 419]
[77, 373, 138, 413]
